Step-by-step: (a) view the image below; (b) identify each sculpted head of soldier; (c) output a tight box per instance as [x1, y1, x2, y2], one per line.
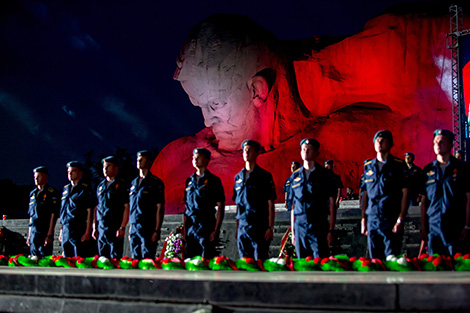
[175, 14, 308, 151]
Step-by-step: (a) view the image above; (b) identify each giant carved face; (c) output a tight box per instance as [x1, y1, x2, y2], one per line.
[174, 15, 280, 151]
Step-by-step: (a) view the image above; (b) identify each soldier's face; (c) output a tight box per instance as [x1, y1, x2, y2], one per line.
[433, 135, 452, 156]
[67, 167, 82, 182]
[243, 145, 258, 163]
[405, 155, 414, 165]
[301, 144, 318, 162]
[34, 172, 47, 186]
[374, 137, 392, 153]
[137, 155, 150, 170]
[103, 162, 118, 179]
[192, 153, 209, 169]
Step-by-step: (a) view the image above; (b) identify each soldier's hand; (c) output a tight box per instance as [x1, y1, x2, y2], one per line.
[151, 231, 160, 243]
[264, 228, 273, 242]
[26, 237, 30, 247]
[92, 229, 98, 240]
[291, 230, 295, 246]
[116, 229, 125, 239]
[361, 218, 368, 236]
[44, 236, 53, 246]
[327, 231, 334, 246]
[209, 230, 218, 242]
[460, 227, 468, 240]
[81, 231, 91, 242]
[392, 221, 403, 233]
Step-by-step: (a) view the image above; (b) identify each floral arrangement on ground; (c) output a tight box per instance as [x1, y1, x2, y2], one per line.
[2, 253, 470, 271]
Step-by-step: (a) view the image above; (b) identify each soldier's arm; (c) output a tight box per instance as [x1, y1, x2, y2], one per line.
[461, 192, 470, 240]
[420, 194, 428, 241]
[152, 203, 164, 242]
[120, 204, 129, 230]
[393, 187, 409, 233]
[361, 190, 368, 235]
[92, 206, 98, 240]
[214, 201, 225, 234]
[264, 199, 275, 241]
[81, 206, 93, 242]
[45, 213, 58, 245]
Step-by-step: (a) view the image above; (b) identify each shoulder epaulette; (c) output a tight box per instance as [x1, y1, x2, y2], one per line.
[47, 186, 55, 193]
[81, 183, 88, 187]
[393, 158, 404, 163]
[64, 184, 69, 188]
[364, 159, 372, 165]
[293, 168, 302, 173]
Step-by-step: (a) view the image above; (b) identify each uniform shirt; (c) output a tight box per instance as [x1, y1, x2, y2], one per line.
[232, 165, 277, 227]
[184, 170, 225, 222]
[421, 157, 470, 232]
[128, 174, 165, 230]
[287, 164, 337, 224]
[406, 164, 423, 205]
[331, 172, 344, 190]
[60, 181, 97, 228]
[29, 184, 60, 231]
[284, 176, 293, 210]
[363, 155, 409, 221]
[96, 178, 129, 231]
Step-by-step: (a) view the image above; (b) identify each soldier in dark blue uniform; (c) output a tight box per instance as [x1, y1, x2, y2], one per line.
[233, 140, 276, 260]
[284, 161, 300, 211]
[361, 130, 410, 259]
[404, 152, 422, 206]
[27, 166, 60, 257]
[420, 129, 470, 256]
[287, 139, 337, 259]
[129, 151, 165, 259]
[60, 161, 97, 257]
[92, 156, 129, 259]
[183, 148, 225, 258]
[324, 160, 344, 208]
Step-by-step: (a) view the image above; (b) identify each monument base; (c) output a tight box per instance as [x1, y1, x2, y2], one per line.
[0, 267, 469, 312]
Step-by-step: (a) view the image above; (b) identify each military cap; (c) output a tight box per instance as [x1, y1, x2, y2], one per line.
[137, 150, 153, 159]
[241, 140, 261, 152]
[33, 166, 48, 175]
[101, 156, 119, 165]
[373, 130, 393, 146]
[404, 152, 415, 158]
[193, 148, 211, 160]
[324, 160, 334, 166]
[300, 138, 320, 150]
[66, 161, 84, 170]
[433, 129, 454, 142]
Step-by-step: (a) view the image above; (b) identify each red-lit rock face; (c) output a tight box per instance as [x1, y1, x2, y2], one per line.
[152, 12, 461, 213]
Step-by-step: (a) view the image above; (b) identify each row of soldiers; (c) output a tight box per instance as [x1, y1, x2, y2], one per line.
[28, 128, 469, 261]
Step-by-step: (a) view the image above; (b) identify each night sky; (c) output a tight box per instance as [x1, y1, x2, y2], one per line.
[0, 0, 448, 189]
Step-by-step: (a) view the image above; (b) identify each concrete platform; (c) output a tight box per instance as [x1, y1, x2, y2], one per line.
[0, 266, 469, 312]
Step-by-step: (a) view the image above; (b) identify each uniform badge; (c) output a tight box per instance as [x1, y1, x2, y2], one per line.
[63, 190, 68, 195]
[115, 184, 119, 189]
[427, 171, 435, 176]
[30, 195, 34, 200]
[99, 186, 103, 191]
[204, 180, 208, 185]
[43, 194, 47, 200]
[130, 186, 135, 190]
[366, 170, 374, 176]
[236, 178, 243, 184]
[294, 177, 301, 182]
